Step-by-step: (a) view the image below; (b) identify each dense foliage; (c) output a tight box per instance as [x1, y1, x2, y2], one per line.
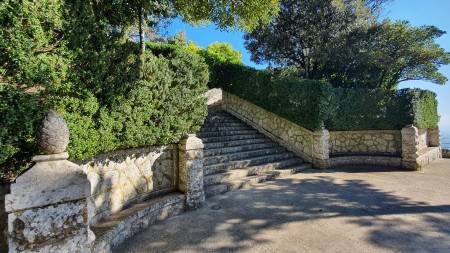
[244, 0, 450, 89]
[211, 63, 439, 131]
[0, 0, 274, 182]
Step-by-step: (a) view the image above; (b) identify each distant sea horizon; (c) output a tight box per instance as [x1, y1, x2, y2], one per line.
[441, 128, 450, 149]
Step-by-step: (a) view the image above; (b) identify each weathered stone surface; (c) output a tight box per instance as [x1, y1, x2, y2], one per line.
[401, 125, 442, 170]
[204, 88, 223, 108]
[8, 200, 91, 253]
[329, 130, 402, 156]
[38, 111, 70, 154]
[428, 127, 440, 147]
[91, 193, 185, 253]
[222, 92, 315, 164]
[6, 157, 90, 213]
[178, 135, 205, 210]
[80, 146, 177, 225]
[6, 151, 92, 253]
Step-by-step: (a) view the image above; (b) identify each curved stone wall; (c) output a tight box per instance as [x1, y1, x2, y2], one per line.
[329, 130, 402, 157]
[81, 146, 178, 224]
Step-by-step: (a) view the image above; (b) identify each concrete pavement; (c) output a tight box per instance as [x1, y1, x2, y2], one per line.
[115, 159, 450, 253]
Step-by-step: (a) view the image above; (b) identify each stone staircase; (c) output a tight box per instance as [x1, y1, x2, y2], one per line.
[199, 110, 312, 197]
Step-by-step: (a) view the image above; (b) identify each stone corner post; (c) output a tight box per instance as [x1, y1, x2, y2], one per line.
[312, 129, 330, 169]
[178, 134, 205, 210]
[5, 111, 93, 253]
[401, 125, 421, 171]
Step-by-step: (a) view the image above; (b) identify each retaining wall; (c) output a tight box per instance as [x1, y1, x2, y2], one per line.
[81, 146, 178, 225]
[329, 130, 402, 157]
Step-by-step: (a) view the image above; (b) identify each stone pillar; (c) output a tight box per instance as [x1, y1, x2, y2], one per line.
[178, 134, 205, 210]
[312, 129, 330, 169]
[428, 127, 440, 147]
[5, 111, 92, 253]
[401, 125, 421, 170]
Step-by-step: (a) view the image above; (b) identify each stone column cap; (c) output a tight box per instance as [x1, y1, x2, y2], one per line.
[5, 159, 90, 213]
[179, 134, 204, 150]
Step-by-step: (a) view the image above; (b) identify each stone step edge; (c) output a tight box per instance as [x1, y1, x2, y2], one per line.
[204, 154, 296, 175]
[201, 134, 264, 143]
[91, 193, 185, 252]
[203, 138, 271, 148]
[204, 163, 311, 186]
[205, 163, 312, 198]
[198, 130, 259, 138]
[204, 142, 279, 157]
[203, 147, 286, 165]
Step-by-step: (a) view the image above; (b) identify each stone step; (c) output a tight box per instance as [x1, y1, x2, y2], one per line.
[202, 122, 248, 128]
[203, 147, 286, 166]
[203, 138, 272, 149]
[204, 154, 297, 176]
[201, 126, 252, 132]
[198, 129, 258, 138]
[205, 174, 275, 198]
[204, 163, 312, 198]
[203, 118, 243, 124]
[204, 142, 279, 157]
[201, 133, 264, 143]
[91, 193, 185, 251]
[204, 162, 311, 186]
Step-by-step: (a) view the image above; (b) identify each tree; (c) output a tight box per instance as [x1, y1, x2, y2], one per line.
[244, 0, 381, 73]
[365, 21, 450, 89]
[204, 42, 243, 65]
[243, 0, 450, 89]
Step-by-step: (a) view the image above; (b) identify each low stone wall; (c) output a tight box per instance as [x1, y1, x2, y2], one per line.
[443, 149, 450, 158]
[222, 91, 318, 165]
[81, 146, 178, 225]
[418, 129, 429, 150]
[329, 130, 402, 156]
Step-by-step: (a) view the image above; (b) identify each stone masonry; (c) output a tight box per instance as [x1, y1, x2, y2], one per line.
[5, 112, 92, 253]
[178, 135, 205, 210]
[402, 125, 442, 170]
[329, 130, 402, 156]
[81, 146, 177, 225]
[222, 92, 321, 167]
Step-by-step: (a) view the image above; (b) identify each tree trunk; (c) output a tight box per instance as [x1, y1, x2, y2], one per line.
[138, 6, 145, 78]
[138, 6, 145, 55]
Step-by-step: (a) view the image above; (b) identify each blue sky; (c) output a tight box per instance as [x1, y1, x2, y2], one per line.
[163, 0, 450, 133]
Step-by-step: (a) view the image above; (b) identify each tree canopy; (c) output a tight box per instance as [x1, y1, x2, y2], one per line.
[244, 0, 449, 89]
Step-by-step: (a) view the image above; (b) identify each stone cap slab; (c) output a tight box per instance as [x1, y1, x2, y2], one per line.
[5, 159, 90, 213]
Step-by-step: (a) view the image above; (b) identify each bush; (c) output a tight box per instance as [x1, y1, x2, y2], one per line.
[0, 47, 209, 182]
[0, 85, 45, 181]
[391, 89, 439, 129]
[57, 49, 209, 162]
[213, 63, 333, 130]
[212, 63, 439, 131]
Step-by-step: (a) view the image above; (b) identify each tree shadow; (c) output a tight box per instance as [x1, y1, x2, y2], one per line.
[114, 172, 450, 253]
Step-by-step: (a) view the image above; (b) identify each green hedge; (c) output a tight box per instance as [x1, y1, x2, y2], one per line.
[211, 63, 439, 131]
[0, 48, 209, 182]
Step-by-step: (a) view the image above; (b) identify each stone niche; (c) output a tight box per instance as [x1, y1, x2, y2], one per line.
[81, 146, 178, 225]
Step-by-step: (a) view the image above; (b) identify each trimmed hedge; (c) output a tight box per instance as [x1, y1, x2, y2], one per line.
[211, 63, 439, 131]
[0, 48, 209, 182]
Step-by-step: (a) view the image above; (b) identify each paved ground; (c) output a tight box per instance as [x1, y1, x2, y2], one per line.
[115, 159, 450, 253]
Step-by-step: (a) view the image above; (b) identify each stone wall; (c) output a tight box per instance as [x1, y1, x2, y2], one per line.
[222, 91, 316, 164]
[329, 130, 402, 156]
[81, 146, 178, 225]
[418, 129, 429, 150]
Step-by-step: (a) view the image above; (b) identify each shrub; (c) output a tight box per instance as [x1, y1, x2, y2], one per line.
[212, 63, 439, 131]
[0, 84, 45, 181]
[0, 47, 209, 182]
[57, 49, 209, 162]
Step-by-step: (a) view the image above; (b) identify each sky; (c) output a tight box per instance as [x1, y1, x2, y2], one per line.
[162, 0, 450, 134]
